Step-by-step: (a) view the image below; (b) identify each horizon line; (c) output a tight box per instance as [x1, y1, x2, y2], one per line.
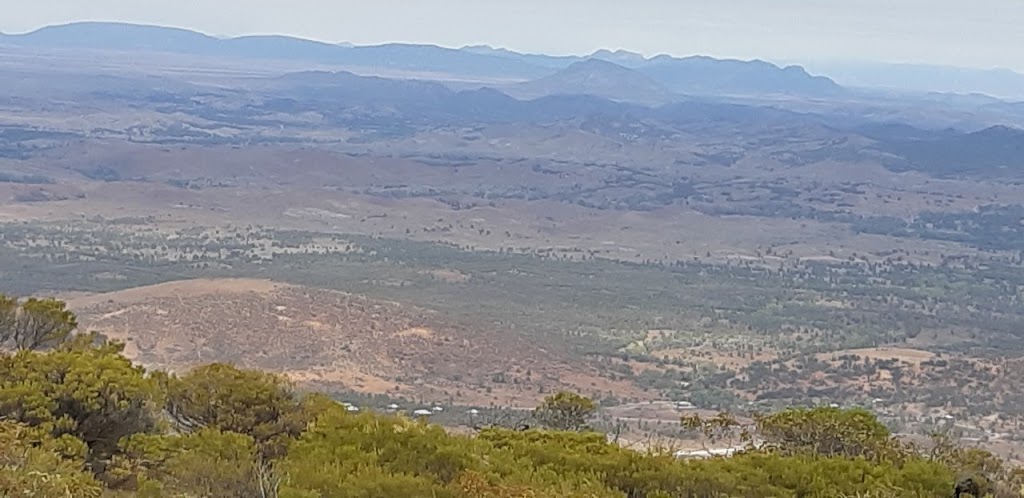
[4, 19, 1022, 76]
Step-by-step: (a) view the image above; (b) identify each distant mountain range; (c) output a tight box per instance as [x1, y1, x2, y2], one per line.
[241, 67, 822, 131]
[799, 61, 1024, 101]
[6, 22, 1020, 103]
[0, 22, 549, 80]
[0, 22, 842, 99]
[2, 25, 1021, 179]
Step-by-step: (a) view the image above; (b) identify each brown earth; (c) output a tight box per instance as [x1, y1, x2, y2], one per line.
[69, 278, 649, 407]
[3, 140, 1014, 269]
[817, 347, 937, 365]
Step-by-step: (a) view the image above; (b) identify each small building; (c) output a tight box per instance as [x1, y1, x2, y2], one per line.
[674, 447, 742, 460]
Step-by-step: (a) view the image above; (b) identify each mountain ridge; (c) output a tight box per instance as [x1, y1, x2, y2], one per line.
[800, 60, 1024, 100]
[0, 21, 551, 80]
[2, 21, 841, 99]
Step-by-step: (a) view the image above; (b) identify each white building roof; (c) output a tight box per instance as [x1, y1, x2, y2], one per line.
[674, 447, 742, 459]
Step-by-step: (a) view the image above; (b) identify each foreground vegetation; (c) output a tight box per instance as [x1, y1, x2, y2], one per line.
[2, 297, 1023, 497]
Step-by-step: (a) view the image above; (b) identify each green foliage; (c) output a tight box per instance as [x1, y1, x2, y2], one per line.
[0, 322, 1019, 498]
[0, 420, 104, 497]
[681, 411, 746, 447]
[755, 407, 901, 460]
[108, 429, 271, 498]
[0, 339, 162, 468]
[164, 363, 309, 459]
[679, 451, 954, 498]
[931, 431, 1024, 498]
[0, 294, 16, 340]
[477, 425, 957, 498]
[533, 391, 597, 431]
[478, 428, 662, 496]
[280, 406, 627, 497]
[279, 406, 475, 497]
[0, 295, 78, 350]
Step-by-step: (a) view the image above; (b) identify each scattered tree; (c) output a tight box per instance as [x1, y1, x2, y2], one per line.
[109, 428, 272, 498]
[0, 296, 78, 351]
[533, 392, 597, 431]
[0, 295, 1016, 498]
[755, 407, 900, 460]
[0, 420, 103, 497]
[0, 337, 162, 471]
[164, 363, 309, 459]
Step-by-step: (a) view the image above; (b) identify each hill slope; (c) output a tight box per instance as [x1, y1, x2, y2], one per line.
[639, 55, 842, 97]
[507, 59, 676, 105]
[878, 124, 1024, 177]
[70, 279, 644, 406]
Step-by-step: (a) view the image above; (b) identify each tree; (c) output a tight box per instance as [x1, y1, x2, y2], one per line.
[0, 295, 16, 344]
[754, 407, 900, 460]
[108, 428, 274, 498]
[680, 411, 748, 451]
[0, 338, 162, 471]
[280, 406, 476, 497]
[930, 429, 1021, 498]
[0, 296, 78, 351]
[0, 420, 104, 497]
[452, 471, 537, 498]
[533, 392, 597, 432]
[953, 476, 983, 498]
[164, 363, 308, 459]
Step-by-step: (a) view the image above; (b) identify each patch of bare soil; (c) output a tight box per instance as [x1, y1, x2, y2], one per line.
[66, 278, 284, 308]
[658, 346, 778, 370]
[817, 347, 937, 365]
[70, 278, 629, 406]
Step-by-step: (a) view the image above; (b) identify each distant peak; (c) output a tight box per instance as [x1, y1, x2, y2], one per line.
[591, 48, 643, 57]
[574, 58, 626, 67]
[589, 48, 649, 66]
[460, 44, 517, 57]
[29, 21, 208, 35]
[974, 124, 1023, 136]
[565, 58, 639, 74]
[515, 56, 673, 105]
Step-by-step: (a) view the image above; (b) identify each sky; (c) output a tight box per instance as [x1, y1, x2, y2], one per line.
[3, 0, 1023, 72]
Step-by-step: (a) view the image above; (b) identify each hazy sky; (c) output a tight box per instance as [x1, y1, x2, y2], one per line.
[3, 0, 1023, 71]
